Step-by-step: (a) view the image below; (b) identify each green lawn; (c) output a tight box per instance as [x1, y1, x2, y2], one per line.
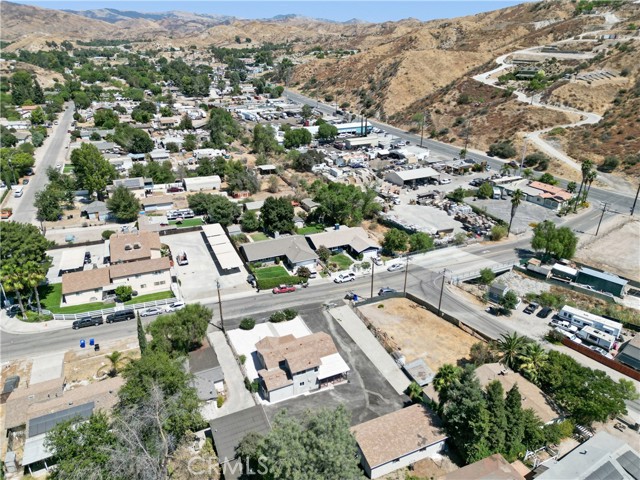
[329, 253, 353, 270]
[297, 225, 325, 235]
[254, 265, 290, 280]
[250, 232, 269, 242]
[63, 165, 74, 174]
[124, 290, 174, 305]
[39, 283, 115, 314]
[169, 218, 203, 228]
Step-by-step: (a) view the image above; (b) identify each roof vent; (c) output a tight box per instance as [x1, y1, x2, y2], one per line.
[124, 244, 133, 251]
[133, 242, 142, 249]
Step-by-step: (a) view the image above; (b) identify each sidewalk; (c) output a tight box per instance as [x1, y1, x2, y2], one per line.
[0, 311, 69, 334]
[329, 305, 410, 395]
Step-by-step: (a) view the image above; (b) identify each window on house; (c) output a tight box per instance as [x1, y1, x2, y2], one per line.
[299, 382, 305, 386]
[140, 284, 147, 289]
[154, 281, 166, 286]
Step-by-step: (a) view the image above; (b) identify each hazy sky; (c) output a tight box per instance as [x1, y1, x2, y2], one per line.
[16, 1, 532, 23]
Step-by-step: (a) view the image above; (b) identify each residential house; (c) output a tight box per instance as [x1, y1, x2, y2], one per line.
[13, 131, 31, 145]
[140, 195, 175, 212]
[444, 454, 526, 480]
[239, 236, 318, 269]
[306, 226, 380, 259]
[157, 117, 180, 129]
[351, 404, 447, 479]
[112, 177, 153, 191]
[300, 198, 319, 212]
[187, 340, 224, 401]
[149, 149, 170, 161]
[474, 363, 562, 424]
[61, 267, 111, 305]
[242, 200, 264, 212]
[256, 164, 277, 175]
[109, 231, 162, 264]
[526, 181, 572, 211]
[256, 332, 349, 403]
[533, 431, 640, 479]
[83, 200, 110, 221]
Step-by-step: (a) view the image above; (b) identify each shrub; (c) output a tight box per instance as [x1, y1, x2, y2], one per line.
[101, 229, 116, 240]
[270, 311, 287, 323]
[479, 268, 496, 285]
[239, 354, 246, 365]
[488, 141, 516, 159]
[545, 328, 565, 344]
[490, 225, 508, 241]
[115, 285, 133, 302]
[377, 304, 384, 309]
[240, 317, 256, 330]
[217, 396, 225, 408]
[283, 309, 297, 320]
[257, 276, 303, 290]
[477, 182, 494, 199]
[598, 156, 619, 173]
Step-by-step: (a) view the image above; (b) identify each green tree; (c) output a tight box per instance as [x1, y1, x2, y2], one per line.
[115, 285, 134, 302]
[574, 159, 593, 212]
[24, 260, 46, 313]
[70, 143, 117, 199]
[284, 128, 312, 148]
[301, 104, 313, 120]
[30, 106, 46, 125]
[137, 313, 148, 354]
[316, 245, 331, 263]
[490, 225, 508, 241]
[183, 133, 197, 152]
[488, 141, 516, 159]
[0, 126, 17, 147]
[260, 196, 294, 234]
[409, 232, 434, 252]
[407, 381, 424, 403]
[433, 363, 462, 407]
[93, 108, 119, 128]
[478, 268, 495, 285]
[252, 124, 279, 154]
[508, 189, 524, 235]
[147, 304, 212, 355]
[495, 332, 529, 369]
[290, 150, 324, 172]
[477, 182, 494, 199]
[312, 183, 379, 225]
[505, 384, 525, 457]
[485, 380, 508, 454]
[226, 169, 259, 195]
[207, 107, 241, 148]
[178, 114, 193, 130]
[567, 181, 577, 193]
[531, 220, 578, 259]
[107, 185, 141, 222]
[188, 193, 241, 226]
[383, 228, 409, 253]
[519, 342, 548, 385]
[470, 341, 498, 366]
[538, 172, 558, 185]
[316, 123, 338, 142]
[98, 350, 131, 377]
[34, 185, 63, 222]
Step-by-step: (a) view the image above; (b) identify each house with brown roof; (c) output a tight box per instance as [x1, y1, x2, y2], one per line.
[351, 404, 447, 479]
[526, 181, 573, 211]
[255, 332, 349, 403]
[61, 267, 112, 306]
[108, 231, 162, 263]
[443, 453, 526, 480]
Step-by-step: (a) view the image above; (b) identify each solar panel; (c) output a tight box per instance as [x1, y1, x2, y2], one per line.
[617, 450, 640, 480]
[28, 402, 95, 437]
[586, 462, 623, 480]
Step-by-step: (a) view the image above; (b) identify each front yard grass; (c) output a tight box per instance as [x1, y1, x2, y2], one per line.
[329, 253, 353, 270]
[250, 232, 269, 242]
[38, 283, 115, 314]
[169, 218, 203, 228]
[297, 224, 325, 235]
[124, 290, 174, 305]
[253, 265, 290, 280]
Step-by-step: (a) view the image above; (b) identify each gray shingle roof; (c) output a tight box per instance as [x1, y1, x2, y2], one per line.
[210, 406, 271, 464]
[240, 236, 317, 264]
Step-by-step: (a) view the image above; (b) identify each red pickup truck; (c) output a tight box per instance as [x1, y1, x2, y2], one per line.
[272, 284, 296, 294]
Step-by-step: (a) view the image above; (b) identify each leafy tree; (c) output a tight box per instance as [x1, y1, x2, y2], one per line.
[178, 114, 193, 130]
[316, 245, 331, 263]
[290, 150, 324, 172]
[195, 156, 215, 176]
[477, 182, 494, 199]
[267, 175, 279, 193]
[70, 143, 117, 199]
[137, 313, 147, 354]
[72, 90, 91, 109]
[115, 285, 134, 302]
[505, 384, 525, 457]
[207, 107, 241, 148]
[317, 123, 338, 141]
[538, 172, 558, 185]
[531, 220, 578, 259]
[508, 189, 524, 235]
[523, 152, 548, 167]
[284, 128, 312, 148]
[30, 106, 46, 125]
[301, 104, 313, 120]
[45, 412, 116, 480]
[226, 169, 259, 195]
[183, 133, 197, 152]
[90, 132, 101, 141]
[450, 187, 466, 202]
[574, 159, 593, 212]
[485, 381, 508, 454]
[0, 126, 17, 147]
[107, 185, 141, 222]
[488, 142, 516, 159]
[237, 406, 362, 480]
[566, 181, 577, 193]
[147, 304, 212, 355]
[495, 332, 529, 369]
[188, 193, 241, 226]
[478, 268, 495, 285]
[112, 123, 154, 154]
[409, 232, 434, 252]
[312, 183, 379, 225]
[93, 108, 119, 128]
[407, 381, 424, 403]
[383, 228, 409, 253]
[252, 124, 279, 154]
[34, 185, 63, 222]
[260, 196, 294, 234]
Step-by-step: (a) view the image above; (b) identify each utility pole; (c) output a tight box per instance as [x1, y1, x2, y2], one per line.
[216, 280, 225, 333]
[631, 183, 640, 216]
[437, 269, 447, 316]
[519, 138, 527, 174]
[595, 203, 609, 236]
[370, 262, 375, 299]
[403, 253, 410, 294]
[462, 118, 471, 158]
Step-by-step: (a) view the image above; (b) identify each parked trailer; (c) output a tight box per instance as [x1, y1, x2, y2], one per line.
[557, 305, 622, 339]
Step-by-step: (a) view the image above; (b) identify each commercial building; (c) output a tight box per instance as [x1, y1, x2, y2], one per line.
[239, 235, 318, 269]
[345, 135, 379, 149]
[182, 175, 222, 192]
[525, 181, 572, 211]
[351, 404, 447, 479]
[305, 226, 380, 259]
[304, 121, 374, 136]
[385, 167, 440, 187]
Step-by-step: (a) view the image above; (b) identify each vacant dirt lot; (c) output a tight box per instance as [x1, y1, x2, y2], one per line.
[64, 337, 141, 384]
[359, 298, 478, 371]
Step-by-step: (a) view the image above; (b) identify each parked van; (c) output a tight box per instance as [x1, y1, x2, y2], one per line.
[106, 309, 135, 323]
[13, 187, 23, 198]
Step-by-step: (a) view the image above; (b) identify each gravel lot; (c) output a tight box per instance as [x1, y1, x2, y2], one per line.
[472, 197, 559, 234]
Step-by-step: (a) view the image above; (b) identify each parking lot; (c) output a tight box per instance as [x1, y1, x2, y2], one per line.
[472, 196, 559, 234]
[263, 304, 407, 426]
[160, 231, 250, 301]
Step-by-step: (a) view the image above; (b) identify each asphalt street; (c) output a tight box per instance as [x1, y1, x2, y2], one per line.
[283, 90, 638, 214]
[6, 102, 75, 224]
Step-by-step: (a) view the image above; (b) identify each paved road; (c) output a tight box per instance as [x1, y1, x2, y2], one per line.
[283, 90, 638, 212]
[4, 103, 74, 224]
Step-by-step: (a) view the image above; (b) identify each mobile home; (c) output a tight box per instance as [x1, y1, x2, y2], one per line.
[557, 306, 622, 339]
[576, 326, 615, 350]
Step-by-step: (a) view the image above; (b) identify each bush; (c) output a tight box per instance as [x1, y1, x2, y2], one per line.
[240, 317, 256, 330]
[244, 377, 259, 393]
[270, 311, 287, 323]
[488, 141, 517, 159]
[239, 354, 246, 365]
[545, 329, 565, 344]
[102, 229, 116, 240]
[598, 156, 619, 173]
[490, 225, 508, 241]
[479, 268, 496, 285]
[283, 309, 297, 320]
[257, 276, 303, 290]
[477, 182, 494, 199]
[115, 285, 133, 302]
[217, 396, 225, 408]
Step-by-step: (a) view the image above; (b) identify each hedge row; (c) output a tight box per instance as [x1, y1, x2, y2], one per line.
[256, 275, 304, 290]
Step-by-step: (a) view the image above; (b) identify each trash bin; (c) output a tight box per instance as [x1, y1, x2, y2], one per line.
[89, 338, 95, 346]
[80, 339, 85, 348]
[94, 344, 100, 352]
[353, 294, 358, 302]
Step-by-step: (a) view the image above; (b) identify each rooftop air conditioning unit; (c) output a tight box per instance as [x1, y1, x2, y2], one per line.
[133, 242, 142, 249]
[124, 244, 133, 250]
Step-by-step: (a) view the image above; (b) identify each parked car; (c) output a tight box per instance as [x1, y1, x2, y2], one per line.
[6, 305, 21, 317]
[22, 179, 29, 185]
[272, 284, 296, 294]
[84, 252, 92, 264]
[372, 257, 383, 266]
[387, 263, 404, 272]
[378, 287, 397, 296]
[589, 345, 612, 358]
[106, 309, 135, 323]
[72, 315, 103, 329]
[247, 274, 256, 286]
[439, 178, 451, 185]
[165, 301, 186, 313]
[139, 306, 165, 317]
[167, 186, 184, 193]
[334, 272, 356, 283]
[523, 302, 539, 314]
[537, 307, 553, 318]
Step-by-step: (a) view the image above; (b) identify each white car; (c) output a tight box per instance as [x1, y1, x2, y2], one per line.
[165, 301, 186, 313]
[334, 272, 356, 283]
[139, 306, 165, 317]
[439, 178, 451, 185]
[387, 263, 404, 272]
[56, 163, 62, 169]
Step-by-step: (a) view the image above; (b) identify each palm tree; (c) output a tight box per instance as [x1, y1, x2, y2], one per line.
[24, 261, 46, 313]
[508, 189, 524, 236]
[406, 381, 424, 403]
[98, 351, 131, 378]
[574, 159, 593, 212]
[1, 264, 26, 317]
[500, 164, 512, 176]
[495, 332, 530, 370]
[519, 343, 548, 385]
[433, 363, 462, 407]
[522, 168, 534, 180]
[584, 170, 597, 204]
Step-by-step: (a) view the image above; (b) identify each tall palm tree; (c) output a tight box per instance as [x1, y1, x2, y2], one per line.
[495, 332, 529, 370]
[24, 261, 46, 314]
[574, 159, 593, 212]
[584, 170, 597, 204]
[98, 351, 131, 378]
[508, 189, 524, 236]
[433, 363, 462, 407]
[518, 343, 548, 385]
[1, 264, 26, 317]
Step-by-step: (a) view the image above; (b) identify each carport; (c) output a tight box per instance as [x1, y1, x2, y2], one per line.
[201, 224, 244, 274]
[385, 167, 440, 187]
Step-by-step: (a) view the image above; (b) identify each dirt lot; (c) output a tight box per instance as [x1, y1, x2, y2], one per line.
[359, 298, 478, 370]
[64, 337, 141, 384]
[574, 215, 640, 282]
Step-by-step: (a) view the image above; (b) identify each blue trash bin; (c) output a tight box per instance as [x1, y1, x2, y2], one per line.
[89, 338, 95, 346]
[80, 339, 86, 348]
[353, 294, 358, 302]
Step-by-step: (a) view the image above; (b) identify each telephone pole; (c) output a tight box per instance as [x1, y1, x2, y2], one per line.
[437, 269, 447, 316]
[595, 203, 609, 236]
[403, 254, 410, 294]
[631, 183, 640, 216]
[216, 280, 225, 333]
[419, 111, 426, 148]
[370, 262, 375, 299]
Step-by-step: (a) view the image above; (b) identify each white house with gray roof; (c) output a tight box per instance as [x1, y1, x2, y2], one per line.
[239, 236, 318, 269]
[306, 226, 380, 259]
